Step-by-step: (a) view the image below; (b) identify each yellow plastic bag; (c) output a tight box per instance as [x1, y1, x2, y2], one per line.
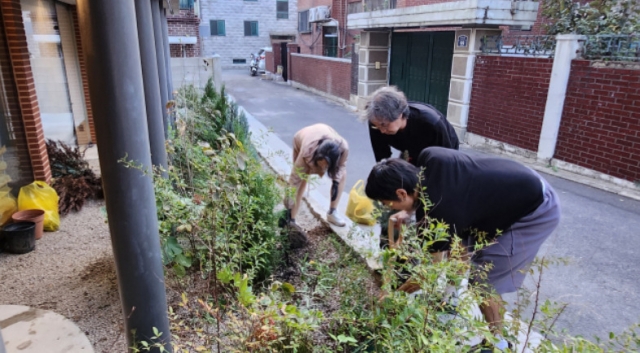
[346, 180, 376, 226]
[18, 181, 60, 231]
[0, 187, 17, 226]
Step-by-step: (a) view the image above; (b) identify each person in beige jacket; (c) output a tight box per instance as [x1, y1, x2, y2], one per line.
[284, 124, 349, 229]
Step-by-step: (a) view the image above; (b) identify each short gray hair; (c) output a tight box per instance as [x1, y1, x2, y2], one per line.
[360, 86, 409, 123]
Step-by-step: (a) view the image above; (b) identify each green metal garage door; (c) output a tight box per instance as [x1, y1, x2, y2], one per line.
[389, 31, 455, 115]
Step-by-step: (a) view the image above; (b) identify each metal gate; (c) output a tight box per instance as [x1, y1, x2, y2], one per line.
[389, 31, 455, 115]
[280, 42, 288, 81]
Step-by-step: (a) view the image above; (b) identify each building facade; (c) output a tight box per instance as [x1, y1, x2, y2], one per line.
[295, 0, 360, 58]
[0, 0, 173, 192]
[200, 0, 298, 68]
[167, 0, 201, 57]
[347, 0, 541, 137]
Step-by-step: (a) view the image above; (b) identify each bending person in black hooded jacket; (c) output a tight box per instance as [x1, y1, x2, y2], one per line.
[364, 147, 561, 351]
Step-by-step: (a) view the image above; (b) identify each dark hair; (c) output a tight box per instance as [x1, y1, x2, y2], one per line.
[365, 158, 419, 201]
[312, 139, 343, 179]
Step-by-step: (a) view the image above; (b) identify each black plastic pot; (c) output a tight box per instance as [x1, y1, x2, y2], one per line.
[0, 222, 36, 254]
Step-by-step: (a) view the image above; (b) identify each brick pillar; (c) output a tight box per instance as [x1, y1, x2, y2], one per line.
[448, 28, 501, 140]
[0, 0, 51, 182]
[287, 43, 299, 83]
[72, 6, 96, 144]
[356, 31, 389, 110]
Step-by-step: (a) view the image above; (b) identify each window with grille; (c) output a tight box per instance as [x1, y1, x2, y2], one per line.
[179, 0, 194, 9]
[210, 20, 226, 36]
[233, 59, 247, 64]
[298, 10, 310, 33]
[277, 0, 288, 19]
[244, 21, 259, 36]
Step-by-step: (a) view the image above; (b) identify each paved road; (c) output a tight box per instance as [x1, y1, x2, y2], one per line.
[222, 69, 640, 340]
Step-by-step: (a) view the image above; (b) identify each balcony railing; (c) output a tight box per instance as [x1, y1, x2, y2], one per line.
[348, 0, 397, 14]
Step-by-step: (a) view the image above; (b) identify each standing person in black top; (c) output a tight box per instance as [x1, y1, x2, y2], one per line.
[361, 86, 459, 165]
[364, 147, 561, 351]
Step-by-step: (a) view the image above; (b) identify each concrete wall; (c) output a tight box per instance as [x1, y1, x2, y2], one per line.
[468, 56, 553, 151]
[290, 53, 351, 100]
[555, 61, 640, 182]
[171, 56, 222, 92]
[200, 0, 298, 68]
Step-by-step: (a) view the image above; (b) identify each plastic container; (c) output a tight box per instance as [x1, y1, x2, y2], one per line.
[11, 209, 45, 240]
[0, 222, 36, 254]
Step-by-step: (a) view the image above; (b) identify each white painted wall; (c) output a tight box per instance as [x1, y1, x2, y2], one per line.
[171, 56, 222, 92]
[200, 0, 298, 68]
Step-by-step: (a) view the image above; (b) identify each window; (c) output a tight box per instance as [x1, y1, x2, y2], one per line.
[298, 10, 310, 33]
[210, 20, 225, 36]
[233, 59, 247, 64]
[277, 0, 288, 19]
[244, 21, 259, 36]
[179, 0, 194, 10]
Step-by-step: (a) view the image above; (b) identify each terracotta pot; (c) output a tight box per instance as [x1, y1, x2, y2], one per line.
[12, 209, 45, 240]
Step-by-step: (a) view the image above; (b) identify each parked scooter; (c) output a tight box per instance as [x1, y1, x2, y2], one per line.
[249, 49, 266, 77]
[249, 53, 259, 76]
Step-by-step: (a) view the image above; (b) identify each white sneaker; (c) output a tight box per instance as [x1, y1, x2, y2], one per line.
[327, 210, 346, 227]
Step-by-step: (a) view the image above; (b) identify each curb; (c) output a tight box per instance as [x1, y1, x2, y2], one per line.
[232, 96, 383, 270]
[231, 95, 542, 353]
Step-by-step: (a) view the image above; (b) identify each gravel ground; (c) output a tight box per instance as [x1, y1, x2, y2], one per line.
[0, 200, 125, 352]
[0, 197, 338, 353]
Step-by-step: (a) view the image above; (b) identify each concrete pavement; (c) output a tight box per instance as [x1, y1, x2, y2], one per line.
[223, 69, 640, 340]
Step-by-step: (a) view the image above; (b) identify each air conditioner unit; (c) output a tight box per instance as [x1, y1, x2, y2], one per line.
[309, 6, 331, 23]
[308, 7, 319, 23]
[316, 6, 331, 22]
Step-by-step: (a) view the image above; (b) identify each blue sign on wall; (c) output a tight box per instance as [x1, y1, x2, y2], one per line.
[457, 35, 468, 48]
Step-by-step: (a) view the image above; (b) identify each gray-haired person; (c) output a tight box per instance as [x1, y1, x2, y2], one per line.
[362, 86, 459, 165]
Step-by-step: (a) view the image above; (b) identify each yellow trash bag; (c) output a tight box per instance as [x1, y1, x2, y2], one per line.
[0, 187, 17, 226]
[18, 181, 60, 231]
[346, 180, 376, 226]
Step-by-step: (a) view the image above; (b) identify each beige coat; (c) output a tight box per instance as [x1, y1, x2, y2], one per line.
[289, 123, 349, 188]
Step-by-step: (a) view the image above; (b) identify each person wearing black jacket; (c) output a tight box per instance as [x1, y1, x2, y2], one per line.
[364, 147, 561, 351]
[361, 86, 459, 165]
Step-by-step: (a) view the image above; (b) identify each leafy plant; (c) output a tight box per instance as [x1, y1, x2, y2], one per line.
[46, 140, 103, 215]
[543, 0, 640, 35]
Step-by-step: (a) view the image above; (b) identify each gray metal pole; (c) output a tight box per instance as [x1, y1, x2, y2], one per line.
[151, 0, 169, 135]
[160, 5, 174, 98]
[76, 1, 171, 352]
[136, 0, 168, 172]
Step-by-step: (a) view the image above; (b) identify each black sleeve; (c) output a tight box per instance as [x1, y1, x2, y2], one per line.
[369, 123, 392, 162]
[434, 118, 459, 150]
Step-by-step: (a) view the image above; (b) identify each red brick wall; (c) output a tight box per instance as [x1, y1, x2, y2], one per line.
[290, 54, 351, 100]
[265, 51, 275, 73]
[273, 43, 282, 69]
[0, 5, 32, 186]
[1, 0, 50, 183]
[71, 7, 95, 144]
[167, 9, 200, 57]
[468, 56, 553, 152]
[555, 61, 640, 182]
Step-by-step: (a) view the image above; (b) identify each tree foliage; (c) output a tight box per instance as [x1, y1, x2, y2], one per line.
[543, 0, 640, 35]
